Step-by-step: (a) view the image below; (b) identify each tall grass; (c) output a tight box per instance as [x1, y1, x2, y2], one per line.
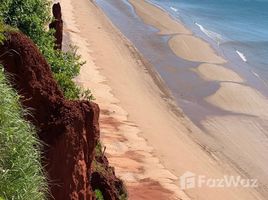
[0, 67, 47, 200]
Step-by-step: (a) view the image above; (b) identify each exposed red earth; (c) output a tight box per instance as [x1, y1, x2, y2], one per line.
[49, 3, 63, 50]
[0, 30, 125, 200]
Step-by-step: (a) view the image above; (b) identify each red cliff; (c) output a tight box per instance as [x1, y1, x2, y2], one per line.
[0, 31, 98, 199]
[49, 3, 63, 50]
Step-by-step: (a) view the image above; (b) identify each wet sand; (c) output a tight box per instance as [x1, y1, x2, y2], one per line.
[206, 82, 268, 116]
[168, 35, 226, 64]
[194, 63, 244, 82]
[127, 0, 268, 198]
[128, 0, 190, 35]
[60, 0, 268, 199]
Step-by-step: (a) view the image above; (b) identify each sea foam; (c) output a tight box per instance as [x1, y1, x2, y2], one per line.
[252, 70, 260, 78]
[170, 6, 178, 12]
[236, 50, 247, 62]
[195, 23, 223, 45]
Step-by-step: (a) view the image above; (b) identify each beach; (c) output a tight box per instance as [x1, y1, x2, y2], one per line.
[59, 0, 267, 199]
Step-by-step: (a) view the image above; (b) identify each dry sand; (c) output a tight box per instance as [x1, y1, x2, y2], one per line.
[59, 0, 267, 199]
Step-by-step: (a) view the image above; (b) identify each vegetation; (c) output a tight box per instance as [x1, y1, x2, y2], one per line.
[0, 0, 93, 100]
[0, 1, 91, 199]
[0, 66, 47, 200]
[94, 189, 104, 200]
[93, 142, 128, 200]
[92, 142, 109, 174]
[0, 22, 5, 44]
[0, 0, 94, 197]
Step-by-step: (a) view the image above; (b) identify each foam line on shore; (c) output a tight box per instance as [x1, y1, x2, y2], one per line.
[195, 22, 223, 45]
[170, 7, 178, 12]
[236, 50, 247, 62]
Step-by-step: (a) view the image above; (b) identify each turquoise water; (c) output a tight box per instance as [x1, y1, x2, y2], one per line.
[151, 0, 268, 83]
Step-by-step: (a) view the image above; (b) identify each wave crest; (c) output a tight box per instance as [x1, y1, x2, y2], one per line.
[236, 50, 247, 62]
[170, 6, 178, 12]
[195, 23, 223, 45]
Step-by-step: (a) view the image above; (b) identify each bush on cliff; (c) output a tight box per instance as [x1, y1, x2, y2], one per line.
[0, 23, 5, 44]
[0, 66, 47, 200]
[0, 0, 92, 100]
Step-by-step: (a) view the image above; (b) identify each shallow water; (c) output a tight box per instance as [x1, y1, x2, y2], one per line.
[95, 0, 267, 124]
[95, 0, 234, 122]
[151, 0, 268, 86]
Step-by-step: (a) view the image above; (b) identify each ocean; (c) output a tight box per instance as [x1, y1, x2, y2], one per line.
[151, 0, 268, 85]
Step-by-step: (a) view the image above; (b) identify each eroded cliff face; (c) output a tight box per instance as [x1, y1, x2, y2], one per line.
[49, 3, 63, 50]
[0, 31, 98, 199]
[0, 29, 127, 200]
[92, 151, 127, 200]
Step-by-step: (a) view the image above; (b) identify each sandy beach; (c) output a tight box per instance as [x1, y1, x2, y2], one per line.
[129, 0, 226, 65]
[194, 63, 244, 82]
[59, 0, 268, 199]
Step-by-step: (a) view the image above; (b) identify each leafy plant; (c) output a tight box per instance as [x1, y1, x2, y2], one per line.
[80, 88, 95, 101]
[47, 46, 85, 99]
[0, 0, 93, 100]
[0, 21, 4, 44]
[0, 0, 51, 46]
[94, 189, 104, 200]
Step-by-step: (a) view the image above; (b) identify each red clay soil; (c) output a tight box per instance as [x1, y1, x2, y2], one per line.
[49, 3, 63, 50]
[0, 31, 99, 200]
[92, 152, 127, 200]
[127, 179, 173, 200]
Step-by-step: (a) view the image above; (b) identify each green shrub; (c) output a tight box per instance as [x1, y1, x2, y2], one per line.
[0, 67, 47, 200]
[94, 189, 104, 200]
[54, 72, 81, 100]
[0, 0, 94, 100]
[0, 0, 51, 35]
[0, 22, 5, 44]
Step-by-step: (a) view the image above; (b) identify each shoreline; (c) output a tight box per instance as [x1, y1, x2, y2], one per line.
[148, 0, 268, 95]
[60, 0, 267, 199]
[60, 0, 191, 199]
[127, 0, 268, 196]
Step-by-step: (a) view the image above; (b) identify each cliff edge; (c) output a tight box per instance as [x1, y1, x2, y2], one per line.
[0, 31, 126, 200]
